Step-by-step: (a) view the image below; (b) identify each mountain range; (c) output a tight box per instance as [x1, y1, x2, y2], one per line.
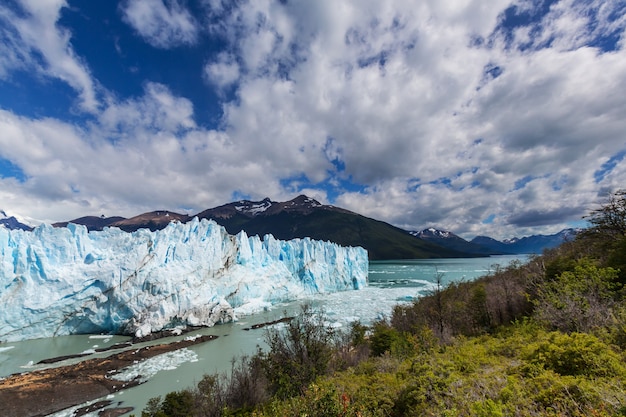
[469, 229, 580, 254]
[0, 210, 32, 231]
[412, 227, 579, 256]
[2, 196, 580, 260]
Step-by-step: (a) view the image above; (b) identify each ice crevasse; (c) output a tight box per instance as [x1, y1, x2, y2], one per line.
[0, 218, 368, 342]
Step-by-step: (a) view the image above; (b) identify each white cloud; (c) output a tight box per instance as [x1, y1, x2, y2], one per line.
[204, 52, 240, 88]
[202, 0, 626, 238]
[121, 0, 199, 48]
[100, 82, 196, 134]
[0, 82, 292, 223]
[1, 0, 626, 241]
[0, 0, 99, 112]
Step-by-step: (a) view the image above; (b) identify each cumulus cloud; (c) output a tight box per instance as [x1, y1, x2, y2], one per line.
[100, 82, 196, 134]
[203, 52, 240, 89]
[0, 0, 99, 112]
[204, 0, 626, 238]
[0, 82, 291, 223]
[120, 0, 199, 48]
[0, 0, 625, 240]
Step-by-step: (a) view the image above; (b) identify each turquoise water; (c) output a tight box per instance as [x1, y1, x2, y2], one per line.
[0, 255, 526, 416]
[368, 255, 527, 288]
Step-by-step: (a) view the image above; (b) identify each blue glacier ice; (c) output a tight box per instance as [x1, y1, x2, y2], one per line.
[0, 218, 368, 342]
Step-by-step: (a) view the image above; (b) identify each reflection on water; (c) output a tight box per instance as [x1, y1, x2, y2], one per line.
[1, 255, 526, 416]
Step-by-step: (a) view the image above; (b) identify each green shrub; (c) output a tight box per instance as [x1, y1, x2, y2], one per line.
[258, 304, 337, 398]
[471, 399, 505, 417]
[369, 321, 400, 357]
[141, 391, 194, 417]
[522, 331, 626, 377]
[533, 259, 619, 332]
[349, 320, 368, 346]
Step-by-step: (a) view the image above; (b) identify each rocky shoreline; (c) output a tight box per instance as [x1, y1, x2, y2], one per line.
[0, 334, 218, 417]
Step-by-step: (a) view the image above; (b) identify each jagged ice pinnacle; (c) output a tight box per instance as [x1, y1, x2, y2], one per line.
[0, 218, 368, 342]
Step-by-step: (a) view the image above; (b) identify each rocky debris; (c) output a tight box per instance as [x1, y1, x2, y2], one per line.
[242, 316, 294, 331]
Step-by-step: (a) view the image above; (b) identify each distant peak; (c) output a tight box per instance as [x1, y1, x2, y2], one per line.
[0, 210, 33, 231]
[289, 195, 322, 206]
[416, 228, 453, 239]
[234, 198, 274, 216]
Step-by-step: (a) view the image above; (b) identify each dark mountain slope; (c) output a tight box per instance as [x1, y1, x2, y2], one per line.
[411, 228, 500, 256]
[197, 196, 474, 260]
[471, 228, 580, 254]
[50, 195, 478, 260]
[0, 210, 32, 231]
[109, 211, 191, 232]
[53, 216, 126, 231]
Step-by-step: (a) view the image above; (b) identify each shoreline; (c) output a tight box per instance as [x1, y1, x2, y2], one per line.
[0, 317, 290, 417]
[0, 334, 218, 417]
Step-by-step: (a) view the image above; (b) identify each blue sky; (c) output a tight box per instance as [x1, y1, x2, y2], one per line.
[0, 0, 625, 239]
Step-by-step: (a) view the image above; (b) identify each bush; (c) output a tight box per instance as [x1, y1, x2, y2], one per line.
[189, 355, 268, 416]
[522, 331, 626, 377]
[390, 259, 534, 344]
[142, 391, 194, 417]
[369, 321, 400, 356]
[533, 259, 619, 332]
[471, 399, 505, 417]
[258, 303, 337, 398]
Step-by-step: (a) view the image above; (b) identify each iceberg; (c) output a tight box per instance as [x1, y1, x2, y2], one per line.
[0, 218, 368, 342]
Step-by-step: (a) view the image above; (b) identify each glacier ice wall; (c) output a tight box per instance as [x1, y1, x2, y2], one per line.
[0, 218, 368, 342]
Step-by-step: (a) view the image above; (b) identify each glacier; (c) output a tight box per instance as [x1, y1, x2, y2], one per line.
[0, 218, 368, 343]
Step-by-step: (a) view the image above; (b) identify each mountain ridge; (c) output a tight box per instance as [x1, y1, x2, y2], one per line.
[195, 195, 470, 260]
[0, 209, 32, 231]
[412, 227, 579, 255]
[409, 228, 499, 256]
[4, 197, 582, 259]
[46, 195, 474, 260]
[470, 228, 580, 254]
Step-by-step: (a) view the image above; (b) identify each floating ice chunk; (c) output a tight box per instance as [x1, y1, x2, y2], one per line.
[110, 348, 198, 382]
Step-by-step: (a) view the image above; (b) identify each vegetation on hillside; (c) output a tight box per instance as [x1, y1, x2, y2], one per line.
[136, 190, 626, 417]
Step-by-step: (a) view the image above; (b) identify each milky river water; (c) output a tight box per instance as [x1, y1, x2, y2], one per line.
[0, 255, 525, 416]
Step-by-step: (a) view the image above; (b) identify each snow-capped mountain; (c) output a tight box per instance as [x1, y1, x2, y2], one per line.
[410, 228, 497, 255]
[0, 209, 32, 231]
[197, 196, 470, 260]
[55, 196, 468, 260]
[411, 227, 581, 255]
[411, 228, 456, 239]
[470, 228, 580, 254]
[197, 195, 345, 219]
[0, 218, 368, 343]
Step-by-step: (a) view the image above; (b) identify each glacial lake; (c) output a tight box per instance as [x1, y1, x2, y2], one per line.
[0, 255, 526, 416]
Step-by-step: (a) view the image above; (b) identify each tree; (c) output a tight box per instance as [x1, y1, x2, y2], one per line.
[160, 391, 194, 417]
[259, 303, 337, 398]
[581, 189, 626, 283]
[141, 391, 194, 417]
[369, 321, 400, 356]
[584, 189, 626, 237]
